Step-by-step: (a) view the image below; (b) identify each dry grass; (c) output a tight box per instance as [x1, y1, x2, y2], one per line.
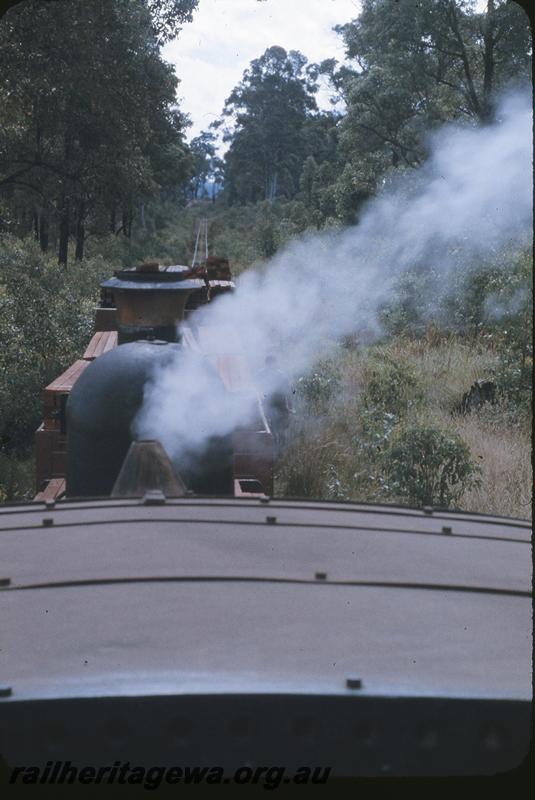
[277, 336, 532, 519]
[450, 410, 532, 519]
[374, 336, 500, 412]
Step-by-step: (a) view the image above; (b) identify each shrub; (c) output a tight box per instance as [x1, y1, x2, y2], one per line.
[0, 237, 109, 453]
[382, 424, 480, 508]
[489, 355, 532, 419]
[295, 360, 341, 414]
[363, 355, 423, 418]
[0, 451, 34, 503]
[380, 245, 532, 343]
[275, 421, 330, 498]
[324, 462, 351, 501]
[379, 267, 439, 337]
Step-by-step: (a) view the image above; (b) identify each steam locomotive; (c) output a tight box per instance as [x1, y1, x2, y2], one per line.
[34, 257, 274, 502]
[0, 255, 531, 779]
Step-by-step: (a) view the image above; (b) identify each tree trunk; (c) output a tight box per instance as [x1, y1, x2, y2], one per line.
[59, 129, 73, 267]
[75, 200, 85, 261]
[110, 206, 116, 234]
[39, 214, 49, 252]
[140, 203, 146, 229]
[446, 0, 483, 121]
[265, 172, 278, 202]
[122, 208, 132, 238]
[58, 198, 69, 267]
[482, 0, 496, 123]
[33, 211, 39, 240]
[22, 208, 31, 237]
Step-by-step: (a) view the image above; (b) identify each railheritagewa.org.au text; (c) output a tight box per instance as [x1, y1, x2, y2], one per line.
[9, 761, 332, 790]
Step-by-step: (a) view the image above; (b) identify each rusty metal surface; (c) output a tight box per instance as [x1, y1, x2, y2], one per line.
[114, 290, 189, 326]
[0, 499, 531, 705]
[34, 425, 67, 488]
[103, 276, 203, 344]
[93, 306, 117, 333]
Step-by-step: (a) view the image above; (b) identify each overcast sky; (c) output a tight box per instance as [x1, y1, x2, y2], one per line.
[162, 0, 362, 142]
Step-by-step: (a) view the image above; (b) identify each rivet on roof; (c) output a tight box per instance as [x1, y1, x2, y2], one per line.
[142, 490, 167, 506]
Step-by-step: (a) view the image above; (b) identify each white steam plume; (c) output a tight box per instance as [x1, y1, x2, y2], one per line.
[135, 91, 532, 463]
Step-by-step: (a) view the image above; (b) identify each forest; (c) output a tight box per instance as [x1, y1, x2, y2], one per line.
[0, 0, 532, 517]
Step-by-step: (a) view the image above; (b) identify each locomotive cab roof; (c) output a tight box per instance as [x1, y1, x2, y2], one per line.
[0, 497, 531, 776]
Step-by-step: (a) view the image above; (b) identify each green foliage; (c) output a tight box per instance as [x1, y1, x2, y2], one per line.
[299, 156, 318, 207]
[0, 236, 108, 453]
[219, 46, 342, 206]
[382, 424, 481, 508]
[275, 421, 329, 499]
[0, 450, 34, 503]
[324, 463, 351, 501]
[0, 0, 194, 265]
[278, 320, 532, 512]
[380, 247, 533, 359]
[295, 360, 341, 414]
[325, 0, 532, 220]
[252, 202, 278, 258]
[188, 131, 222, 200]
[332, 161, 374, 224]
[363, 355, 423, 418]
[146, 0, 199, 44]
[379, 268, 438, 336]
[489, 354, 532, 420]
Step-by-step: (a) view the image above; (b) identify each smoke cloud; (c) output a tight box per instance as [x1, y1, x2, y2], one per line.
[134, 91, 532, 466]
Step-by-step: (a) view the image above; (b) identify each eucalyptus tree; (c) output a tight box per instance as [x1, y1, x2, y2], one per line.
[188, 131, 220, 200]
[324, 0, 531, 216]
[220, 46, 320, 204]
[146, 0, 198, 44]
[0, 0, 196, 264]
